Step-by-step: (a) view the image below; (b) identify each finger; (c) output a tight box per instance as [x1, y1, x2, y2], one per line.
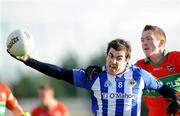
[7, 49, 10, 53]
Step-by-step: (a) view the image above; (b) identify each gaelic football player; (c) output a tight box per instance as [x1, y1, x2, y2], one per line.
[7, 38, 179, 116]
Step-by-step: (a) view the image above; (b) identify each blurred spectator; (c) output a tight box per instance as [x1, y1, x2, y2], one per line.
[0, 82, 30, 116]
[31, 84, 69, 116]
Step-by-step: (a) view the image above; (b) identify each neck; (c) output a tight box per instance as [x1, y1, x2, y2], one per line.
[149, 52, 164, 63]
[41, 99, 57, 110]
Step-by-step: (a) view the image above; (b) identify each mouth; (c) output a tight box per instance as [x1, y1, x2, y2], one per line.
[109, 65, 117, 70]
[144, 48, 149, 50]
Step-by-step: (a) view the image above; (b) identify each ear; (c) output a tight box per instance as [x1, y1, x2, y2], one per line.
[159, 39, 165, 48]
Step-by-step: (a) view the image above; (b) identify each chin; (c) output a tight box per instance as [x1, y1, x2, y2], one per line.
[144, 52, 151, 57]
[109, 70, 117, 75]
[107, 70, 113, 74]
[144, 50, 153, 57]
[145, 54, 151, 57]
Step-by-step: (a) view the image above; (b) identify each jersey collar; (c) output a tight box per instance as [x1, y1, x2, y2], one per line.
[144, 50, 168, 65]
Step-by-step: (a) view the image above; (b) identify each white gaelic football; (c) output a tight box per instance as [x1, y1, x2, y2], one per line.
[6, 29, 33, 56]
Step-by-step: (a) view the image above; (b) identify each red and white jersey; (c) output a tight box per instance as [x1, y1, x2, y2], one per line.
[0, 82, 17, 115]
[135, 50, 180, 116]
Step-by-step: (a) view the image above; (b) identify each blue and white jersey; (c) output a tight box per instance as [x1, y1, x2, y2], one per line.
[73, 65, 163, 116]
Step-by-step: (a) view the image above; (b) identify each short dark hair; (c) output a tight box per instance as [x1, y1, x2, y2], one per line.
[143, 25, 166, 41]
[107, 39, 131, 59]
[39, 83, 53, 90]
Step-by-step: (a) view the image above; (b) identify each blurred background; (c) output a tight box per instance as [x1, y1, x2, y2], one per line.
[0, 0, 180, 115]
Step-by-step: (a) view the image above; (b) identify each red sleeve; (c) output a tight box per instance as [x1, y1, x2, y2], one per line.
[3, 83, 17, 110]
[171, 51, 180, 67]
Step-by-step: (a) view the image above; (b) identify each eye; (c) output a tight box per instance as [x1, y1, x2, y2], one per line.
[141, 38, 144, 42]
[116, 57, 122, 61]
[109, 53, 113, 58]
[147, 37, 153, 40]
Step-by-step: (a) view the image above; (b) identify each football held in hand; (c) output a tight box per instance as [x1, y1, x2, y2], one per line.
[6, 29, 33, 57]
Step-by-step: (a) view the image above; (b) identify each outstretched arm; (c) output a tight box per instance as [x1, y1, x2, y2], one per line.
[24, 57, 74, 84]
[7, 51, 89, 88]
[7, 50, 74, 84]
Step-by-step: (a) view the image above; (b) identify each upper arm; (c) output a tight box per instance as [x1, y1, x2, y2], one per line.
[140, 69, 163, 90]
[73, 69, 91, 89]
[2, 84, 23, 116]
[6, 89, 23, 115]
[4, 85, 17, 110]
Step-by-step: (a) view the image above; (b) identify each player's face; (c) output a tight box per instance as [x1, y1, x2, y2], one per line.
[141, 30, 161, 57]
[106, 48, 128, 75]
[38, 89, 53, 105]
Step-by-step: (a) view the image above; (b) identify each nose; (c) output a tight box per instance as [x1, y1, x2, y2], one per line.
[111, 58, 117, 64]
[142, 40, 148, 46]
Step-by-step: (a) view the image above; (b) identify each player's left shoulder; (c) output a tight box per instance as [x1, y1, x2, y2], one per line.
[167, 51, 180, 56]
[166, 51, 180, 62]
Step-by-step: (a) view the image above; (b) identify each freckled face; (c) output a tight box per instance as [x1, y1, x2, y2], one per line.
[141, 30, 161, 57]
